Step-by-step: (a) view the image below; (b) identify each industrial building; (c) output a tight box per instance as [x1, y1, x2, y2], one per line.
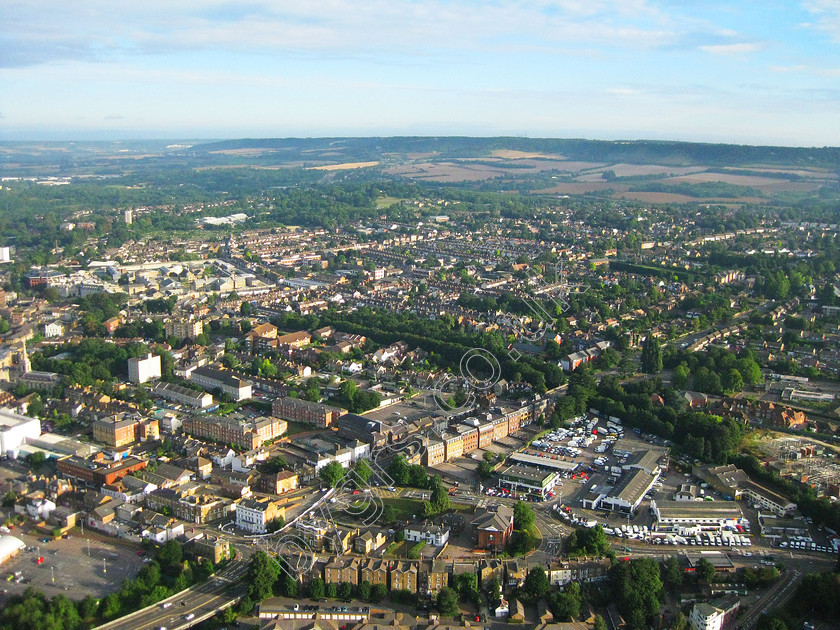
[0, 535, 25, 566]
[496, 465, 559, 499]
[0, 408, 41, 458]
[651, 500, 743, 531]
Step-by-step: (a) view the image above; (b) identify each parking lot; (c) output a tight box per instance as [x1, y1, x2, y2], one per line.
[1, 528, 144, 600]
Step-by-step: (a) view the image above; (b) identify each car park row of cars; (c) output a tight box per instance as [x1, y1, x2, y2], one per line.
[778, 538, 838, 553]
[554, 506, 754, 548]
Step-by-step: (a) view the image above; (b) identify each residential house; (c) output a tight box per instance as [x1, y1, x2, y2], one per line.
[390, 560, 418, 592]
[360, 558, 388, 587]
[259, 470, 299, 495]
[324, 556, 360, 586]
[354, 529, 386, 555]
[404, 523, 450, 546]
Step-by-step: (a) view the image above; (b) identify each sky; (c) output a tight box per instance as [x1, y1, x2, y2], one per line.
[1, 1, 840, 145]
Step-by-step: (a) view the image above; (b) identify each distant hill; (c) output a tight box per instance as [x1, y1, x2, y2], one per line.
[194, 137, 840, 169]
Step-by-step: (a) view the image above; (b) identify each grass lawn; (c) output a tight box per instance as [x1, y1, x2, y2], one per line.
[382, 497, 425, 521]
[375, 195, 405, 209]
[285, 420, 315, 436]
[385, 541, 409, 557]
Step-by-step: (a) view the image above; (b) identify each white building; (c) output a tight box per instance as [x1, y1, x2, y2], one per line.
[0, 535, 26, 566]
[128, 353, 162, 384]
[26, 498, 56, 521]
[236, 498, 280, 534]
[651, 500, 743, 532]
[689, 603, 724, 630]
[404, 523, 450, 546]
[0, 408, 41, 458]
[0, 247, 11, 263]
[43, 321, 64, 338]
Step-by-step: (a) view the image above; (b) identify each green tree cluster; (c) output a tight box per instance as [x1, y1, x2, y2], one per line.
[609, 558, 663, 630]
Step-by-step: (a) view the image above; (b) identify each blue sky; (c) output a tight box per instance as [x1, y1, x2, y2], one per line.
[1, 0, 839, 145]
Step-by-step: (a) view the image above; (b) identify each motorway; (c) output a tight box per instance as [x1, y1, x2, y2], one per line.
[93, 558, 248, 630]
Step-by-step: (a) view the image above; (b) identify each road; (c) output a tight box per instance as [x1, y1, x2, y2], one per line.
[92, 558, 247, 630]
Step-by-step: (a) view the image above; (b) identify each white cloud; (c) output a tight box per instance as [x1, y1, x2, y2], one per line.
[699, 42, 763, 54]
[802, 0, 840, 42]
[770, 64, 840, 76]
[0, 0, 743, 68]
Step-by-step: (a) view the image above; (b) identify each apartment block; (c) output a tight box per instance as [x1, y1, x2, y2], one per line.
[128, 353, 161, 384]
[271, 396, 341, 428]
[189, 365, 252, 401]
[165, 319, 204, 340]
[182, 415, 286, 450]
[92, 414, 160, 447]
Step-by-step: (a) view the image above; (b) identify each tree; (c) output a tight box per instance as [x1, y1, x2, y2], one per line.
[551, 584, 582, 621]
[696, 558, 716, 583]
[514, 501, 536, 530]
[240, 301, 253, 316]
[245, 551, 279, 602]
[736, 357, 762, 385]
[477, 460, 494, 478]
[395, 529, 406, 543]
[641, 335, 662, 374]
[388, 454, 411, 486]
[672, 364, 690, 389]
[723, 368, 744, 394]
[524, 566, 550, 598]
[353, 458, 373, 485]
[326, 582, 338, 599]
[370, 582, 387, 602]
[309, 577, 325, 599]
[99, 593, 122, 620]
[594, 615, 609, 630]
[338, 581, 352, 600]
[431, 484, 450, 513]
[610, 558, 663, 630]
[156, 540, 183, 567]
[567, 525, 611, 557]
[78, 594, 99, 621]
[437, 586, 459, 615]
[455, 573, 479, 603]
[487, 576, 501, 603]
[27, 451, 46, 467]
[319, 461, 345, 488]
[663, 556, 683, 588]
[279, 574, 298, 597]
[358, 580, 372, 601]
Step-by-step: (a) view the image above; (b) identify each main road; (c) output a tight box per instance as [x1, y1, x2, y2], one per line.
[93, 558, 248, 630]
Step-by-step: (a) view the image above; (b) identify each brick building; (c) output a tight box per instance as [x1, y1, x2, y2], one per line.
[271, 396, 341, 428]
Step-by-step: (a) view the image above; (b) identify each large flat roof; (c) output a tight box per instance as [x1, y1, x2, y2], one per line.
[611, 469, 656, 505]
[499, 465, 558, 485]
[0, 408, 39, 429]
[509, 452, 579, 472]
[654, 500, 742, 519]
